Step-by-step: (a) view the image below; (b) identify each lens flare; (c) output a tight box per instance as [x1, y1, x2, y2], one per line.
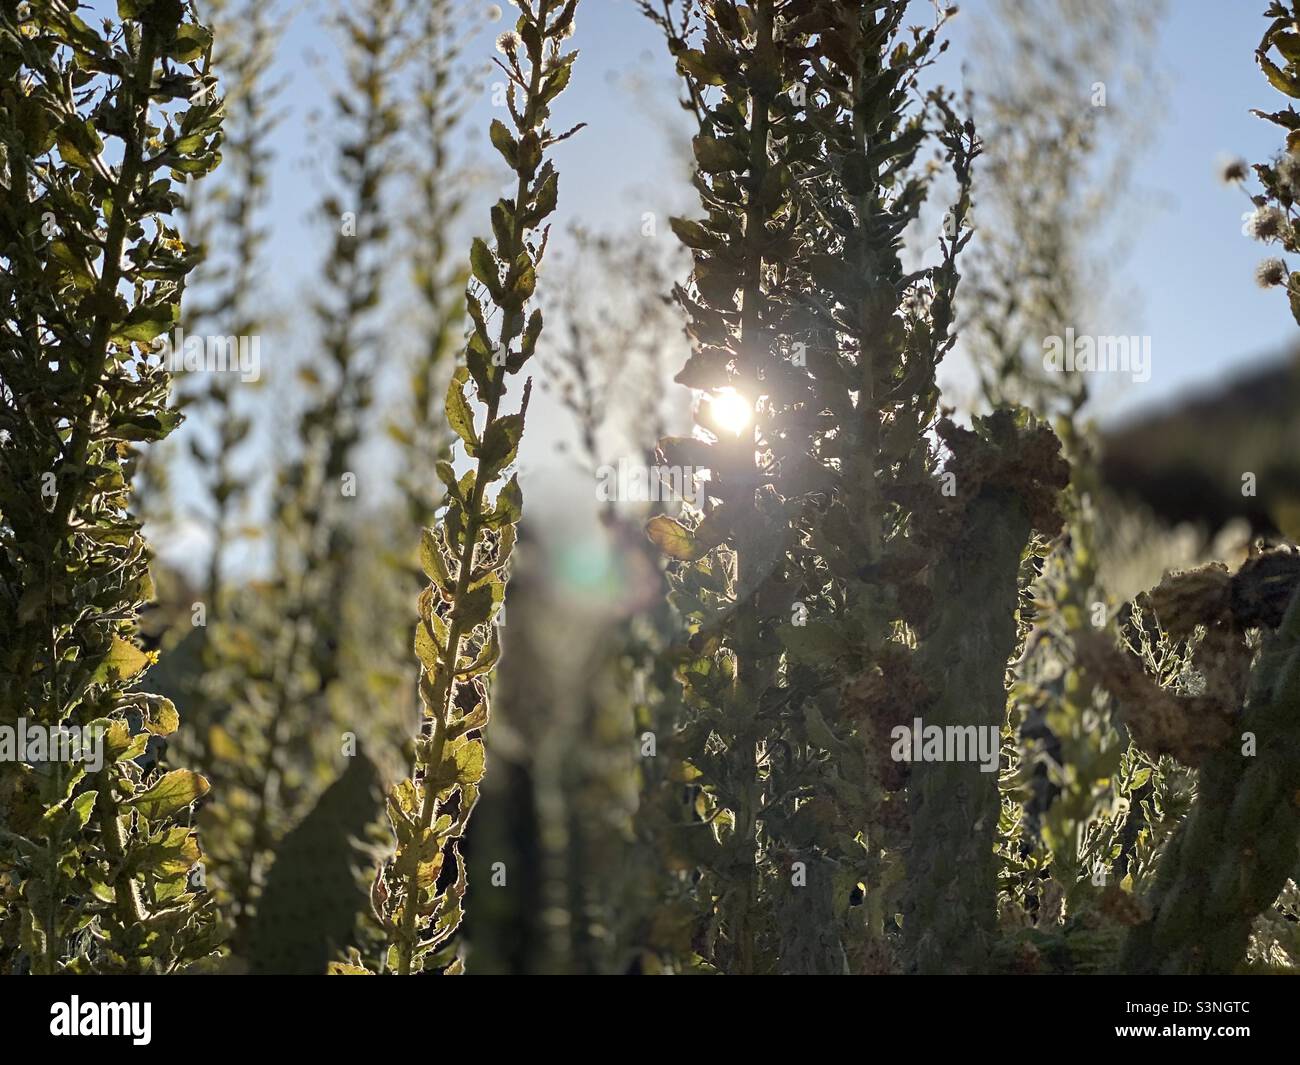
[709, 389, 752, 436]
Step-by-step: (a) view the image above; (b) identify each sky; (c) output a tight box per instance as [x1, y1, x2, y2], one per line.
[154, 0, 1300, 573]
[257, 0, 1297, 419]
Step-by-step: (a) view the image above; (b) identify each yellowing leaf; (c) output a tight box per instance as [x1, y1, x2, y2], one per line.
[420, 527, 452, 588]
[93, 636, 154, 685]
[646, 515, 700, 561]
[103, 719, 147, 763]
[434, 736, 485, 797]
[143, 695, 179, 736]
[445, 368, 480, 454]
[125, 769, 210, 821]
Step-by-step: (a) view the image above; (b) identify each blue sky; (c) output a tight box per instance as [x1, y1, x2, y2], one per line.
[155, 0, 1300, 572]
[257, 0, 1297, 424]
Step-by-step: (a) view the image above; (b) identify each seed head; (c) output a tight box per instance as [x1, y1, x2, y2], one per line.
[1279, 152, 1300, 195]
[1219, 157, 1248, 185]
[1244, 205, 1287, 241]
[1256, 257, 1288, 288]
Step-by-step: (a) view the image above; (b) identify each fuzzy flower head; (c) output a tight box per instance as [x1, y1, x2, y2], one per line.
[486, 3, 503, 21]
[1243, 205, 1287, 242]
[1256, 257, 1289, 288]
[496, 30, 520, 55]
[1219, 156, 1249, 185]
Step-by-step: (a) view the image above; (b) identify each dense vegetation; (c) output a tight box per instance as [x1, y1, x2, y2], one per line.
[2, 0, 1299, 976]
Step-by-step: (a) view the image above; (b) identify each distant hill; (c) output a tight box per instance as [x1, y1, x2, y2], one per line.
[1100, 350, 1300, 536]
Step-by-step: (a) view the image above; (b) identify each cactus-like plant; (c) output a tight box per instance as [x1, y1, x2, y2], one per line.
[0, 0, 224, 972]
[1115, 556, 1300, 972]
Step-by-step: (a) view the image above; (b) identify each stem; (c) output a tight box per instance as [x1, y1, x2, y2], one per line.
[904, 490, 1031, 973]
[32, 25, 157, 974]
[728, 0, 774, 976]
[850, 18, 882, 565]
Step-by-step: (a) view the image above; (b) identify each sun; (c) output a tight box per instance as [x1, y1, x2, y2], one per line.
[708, 389, 752, 436]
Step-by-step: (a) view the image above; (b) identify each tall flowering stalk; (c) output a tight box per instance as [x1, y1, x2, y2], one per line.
[356, 0, 581, 976]
[179, 0, 283, 620]
[639, 0, 811, 974]
[0, 0, 224, 972]
[644, 0, 1072, 975]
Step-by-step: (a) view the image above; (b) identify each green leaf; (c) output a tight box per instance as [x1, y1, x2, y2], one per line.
[69, 791, 98, 832]
[433, 736, 486, 797]
[458, 625, 501, 678]
[669, 217, 719, 250]
[508, 253, 536, 300]
[520, 308, 544, 361]
[133, 826, 201, 876]
[327, 961, 374, 975]
[486, 474, 523, 527]
[1274, 31, 1300, 64]
[480, 414, 525, 477]
[113, 301, 178, 344]
[460, 575, 505, 628]
[470, 238, 501, 299]
[489, 119, 517, 166]
[420, 528, 452, 588]
[125, 769, 210, 821]
[540, 58, 574, 104]
[436, 460, 462, 502]
[778, 621, 849, 661]
[444, 368, 479, 455]
[142, 695, 179, 736]
[1260, 53, 1300, 98]
[167, 22, 212, 62]
[693, 134, 747, 175]
[415, 618, 443, 671]
[676, 48, 726, 87]
[529, 171, 558, 225]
